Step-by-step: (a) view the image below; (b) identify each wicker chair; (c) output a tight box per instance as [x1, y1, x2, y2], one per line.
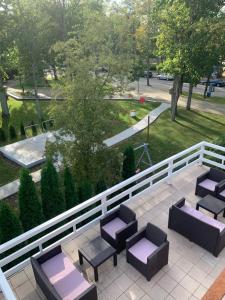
[100, 204, 137, 253]
[126, 223, 169, 281]
[195, 168, 225, 197]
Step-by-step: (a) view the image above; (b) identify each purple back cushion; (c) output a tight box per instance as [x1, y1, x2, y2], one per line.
[198, 179, 217, 191]
[102, 217, 127, 239]
[180, 205, 204, 219]
[219, 190, 225, 197]
[41, 252, 90, 300]
[128, 238, 158, 264]
[200, 215, 225, 232]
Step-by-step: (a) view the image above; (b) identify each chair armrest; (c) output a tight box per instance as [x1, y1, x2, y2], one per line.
[147, 241, 169, 263]
[76, 284, 97, 300]
[216, 179, 225, 194]
[196, 171, 209, 184]
[116, 220, 138, 240]
[126, 228, 145, 249]
[37, 245, 62, 264]
[100, 209, 119, 227]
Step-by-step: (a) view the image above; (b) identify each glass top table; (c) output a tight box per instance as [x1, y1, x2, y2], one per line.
[196, 194, 225, 219]
[78, 236, 117, 281]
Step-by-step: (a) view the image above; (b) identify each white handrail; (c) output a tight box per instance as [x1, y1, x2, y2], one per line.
[0, 140, 225, 297]
[0, 268, 16, 300]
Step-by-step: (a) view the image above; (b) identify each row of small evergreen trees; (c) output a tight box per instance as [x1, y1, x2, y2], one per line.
[0, 146, 136, 244]
[0, 123, 30, 142]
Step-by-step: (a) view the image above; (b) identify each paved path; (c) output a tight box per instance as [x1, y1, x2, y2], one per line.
[0, 103, 169, 200]
[104, 103, 169, 147]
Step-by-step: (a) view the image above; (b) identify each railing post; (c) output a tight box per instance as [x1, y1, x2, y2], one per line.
[167, 160, 173, 184]
[101, 195, 107, 215]
[199, 144, 205, 165]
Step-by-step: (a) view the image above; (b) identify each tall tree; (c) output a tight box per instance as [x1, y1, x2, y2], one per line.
[41, 159, 65, 219]
[64, 166, 79, 209]
[0, 203, 23, 244]
[19, 169, 43, 231]
[122, 146, 136, 180]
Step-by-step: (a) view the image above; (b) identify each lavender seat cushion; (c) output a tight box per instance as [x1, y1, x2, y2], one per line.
[200, 215, 225, 232]
[102, 217, 127, 239]
[219, 190, 225, 197]
[41, 252, 90, 300]
[198, 179, 217, 191]
[128, 238, 158, 264]
[180, 205, 204, 219]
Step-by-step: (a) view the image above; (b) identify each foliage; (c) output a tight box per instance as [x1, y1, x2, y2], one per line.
[0, 202, 23, 244]
[122, 146, 136, 180]
[95, 178, 107, 194]
[31, 121, 37, 136]
[19, 168, 43, 231]
[41, 159, 65, 219]
[78, 179, 93, 203]
[0, 128, 6, 141]
[9, 125, 17, 139]
[64, 166, 79, 209]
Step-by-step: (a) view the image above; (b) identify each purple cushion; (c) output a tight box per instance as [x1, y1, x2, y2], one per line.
[200, 215, 225, 232]
[41, 252, 90, 300]
[180, 205, 204, 219]
[128, 238, 158, 264]
[198, 179, 217, 191]
[219, 190, 225, 197]
[102, 217, 127, 239]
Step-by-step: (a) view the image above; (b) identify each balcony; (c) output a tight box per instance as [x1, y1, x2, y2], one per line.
[0, 141, 225, 300]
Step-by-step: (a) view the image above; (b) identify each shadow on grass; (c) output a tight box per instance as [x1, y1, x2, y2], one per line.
[191, 110, 225, 126]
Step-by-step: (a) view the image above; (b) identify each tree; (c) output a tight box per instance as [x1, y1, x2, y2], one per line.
[0, 128, 6, 142]
[20, 123, 26, 136]
[79, 179, 93, 203]
[41, 159, 65, 219]
[64, 166, 79, 209]
[122, 146, 136, 180]
[19, 169, 43, 231]
[31, 121, 37, 136]
[95, 178, 107, 194]
[0, 202, 23, 244]
[9, 125, 17, 139]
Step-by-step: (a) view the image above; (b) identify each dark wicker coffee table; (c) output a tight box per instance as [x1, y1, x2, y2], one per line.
[78, 236, 117, 281]
[196, 195, 225, 220]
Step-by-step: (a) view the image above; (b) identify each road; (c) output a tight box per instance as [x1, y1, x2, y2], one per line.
[134, 77, 225, 98]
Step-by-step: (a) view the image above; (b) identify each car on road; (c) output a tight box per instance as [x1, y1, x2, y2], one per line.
[200, 79, 225, 87]
[143, 70, 153, 78]
[156, 73, 174, 81]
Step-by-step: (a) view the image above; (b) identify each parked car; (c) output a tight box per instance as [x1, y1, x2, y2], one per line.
[156, 73, 174, 81]
[143, 70, 153, 78]
[200, 79, 225, 87]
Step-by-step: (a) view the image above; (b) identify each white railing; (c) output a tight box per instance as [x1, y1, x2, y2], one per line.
[0, 267, 16, 300]
[0, 140, 225, 299]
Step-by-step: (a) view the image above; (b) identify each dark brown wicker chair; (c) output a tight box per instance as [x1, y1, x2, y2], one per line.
[126, 223, 169, 281]
[31, 245, 97, 300]
[100, 204, 137, 253]
[195, 168, 225, 197]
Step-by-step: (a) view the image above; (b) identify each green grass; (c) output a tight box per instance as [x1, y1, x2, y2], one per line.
[0, 156, 20, 187]
[182, 91, 225, 105]
[117, 108, 225, 165]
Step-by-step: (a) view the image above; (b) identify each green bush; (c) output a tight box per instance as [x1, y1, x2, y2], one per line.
[0, 128, 6, 142]
[41, 159, 65, 219]
[79, 179, 93, 203]
[122, 146, 136, 180]
[64, 166, 79, 209]
[9, 125, 17, 140]
[19, 169, 44, 231]
[0, 203, 23, 244]
[95, 178, 107, 194]
[20, 123, 26, 136]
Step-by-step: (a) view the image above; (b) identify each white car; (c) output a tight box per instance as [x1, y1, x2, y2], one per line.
[157, 73, 174, 81]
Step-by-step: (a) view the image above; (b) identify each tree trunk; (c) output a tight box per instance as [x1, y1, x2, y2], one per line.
[52, 65, 58, 80]
[179, 74, 184, 94]
[204, 74, 210, 98]
[146, 56, 150, 86]
[186, 82, 193, 110]
[0, 76, 10, 119]
[171, 75, 181, 121]
[31, 63, 42, 121]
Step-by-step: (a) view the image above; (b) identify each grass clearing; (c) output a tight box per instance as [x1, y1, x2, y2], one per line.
[182, 91, 225, 105]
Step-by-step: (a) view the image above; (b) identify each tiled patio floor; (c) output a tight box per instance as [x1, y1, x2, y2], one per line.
[2, 164, 225, 300]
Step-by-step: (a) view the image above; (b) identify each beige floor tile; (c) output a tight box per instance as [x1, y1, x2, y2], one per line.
[115, 273, 134, 292]
[15, 281, 35, 300]
[188, 266, 207, 283]
[125, 283, 145, 300]
[166, 265, 186, 282]
[104, 281, 124, 300]
[170, 284, 191, 300]
[10, 271, 28, 289]
[157, 274, 178, 293]
[193, 284, 207, 299]
[180, 274, 200, 294]
[148, 284, 168, 300]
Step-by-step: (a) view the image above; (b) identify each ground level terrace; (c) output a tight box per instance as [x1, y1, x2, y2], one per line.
[1, 141, 225, 300]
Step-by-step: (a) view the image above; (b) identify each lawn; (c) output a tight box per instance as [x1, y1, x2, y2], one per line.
[117, 108, 225, 165]
[182, 91, 225, 105]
